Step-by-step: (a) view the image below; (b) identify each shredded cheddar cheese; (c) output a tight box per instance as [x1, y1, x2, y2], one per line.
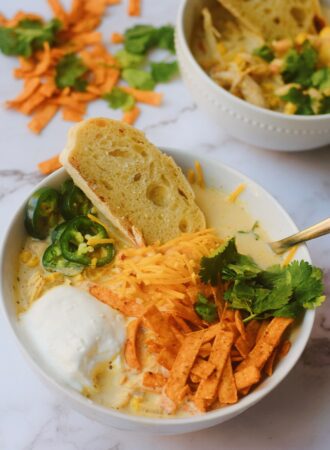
[282, 246, 298, 266]
[87, 237, 115, 247]
[187, 168, 196, 184]
[92, 229, 221, 312]
[87, 213, 113, 237]
[227, 183, 246, 203]
[194, 161, 205, 189]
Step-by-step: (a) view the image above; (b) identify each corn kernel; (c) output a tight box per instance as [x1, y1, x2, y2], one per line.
[19, 250, 32, 264]
[130, 396, 142, 412]
[234, 54, 246, 71]
[320, 26, 330, 39]
[26, 255, 39, 268]
[45, 272, 64, 283]
[295, 33, 308, 45]
[217, 42, 227, 55]
[284, 102, 297, 115]
[319, 43, 330, 65]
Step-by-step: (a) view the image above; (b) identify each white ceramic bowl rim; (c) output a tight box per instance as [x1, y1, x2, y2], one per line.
[0, 149, 314, 428]
[176, 0, 330, 122]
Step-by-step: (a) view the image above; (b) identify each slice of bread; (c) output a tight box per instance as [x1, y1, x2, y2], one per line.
[60, 118, 206, 246]
[217, 0, 321, 41]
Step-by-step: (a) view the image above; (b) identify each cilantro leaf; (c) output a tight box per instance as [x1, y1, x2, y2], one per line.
[200, 238, 239, 285]
[103, 87, 135, 111]
[253, 45, 274, 62]
[200, 237, 325, 321]
[122, 68, 155, 90]
[151, 61, 178, 83]
[282, 41, 318, 87]
[281, 87, 314, 115]
[0, 18, 61, 57]
[311, 67, 330, 91]
[254, 266, 292, 314]
[194, 293, 217, 323]
[124, 25, 157, 55]
[123, 24, 175, 55]
[155, 25, 175, 53]
[115, 49, 144, 68]
[55, 54, 88, 91]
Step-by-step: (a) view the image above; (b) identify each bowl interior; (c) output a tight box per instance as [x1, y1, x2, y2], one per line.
[0, 148, 314, 433]
[177, 0, 330, 122]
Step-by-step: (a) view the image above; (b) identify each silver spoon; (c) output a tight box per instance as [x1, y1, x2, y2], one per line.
[270, 218, 330, 255]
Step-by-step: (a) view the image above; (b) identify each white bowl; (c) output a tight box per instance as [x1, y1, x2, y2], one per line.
[0, 148, 314, 434]
[176, 0, 330, 151]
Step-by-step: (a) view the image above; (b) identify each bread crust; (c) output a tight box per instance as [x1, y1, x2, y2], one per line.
[60, 118, 206, 246]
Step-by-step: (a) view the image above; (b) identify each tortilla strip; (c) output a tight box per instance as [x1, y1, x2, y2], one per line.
[234, 310, 247, 341]
[157, 347, 176, 370]
[28, 103, 59, 134]
[121, 87, 163, 106]
[199, 342, 212, 358]
[124, 318, 141, 370]
[264, 347, 279, 377]
[278, 339, 291, 359]
[191, 358, 215, 380]
[171, 315, 192, 334]
[6, 78, 40, 107]
[194, 330, 234, 410]
[234, 366, 261, 391]
[236, 318, 293, 372]
[145, 339, 162, 354]
[256, 320, 270, 342]
[202, 322, 222, 343]
[218, 357, 238, 404]
[89, 285, 145, 316]
[122, 106, 140, 125]
[143, 372, 167, 389]
[37, 154, 61, 175]
[235, 319, 261, 358]
[165, 330, 205, 404]
[144, 305, 179, 351]
[170, 302, 204, 328]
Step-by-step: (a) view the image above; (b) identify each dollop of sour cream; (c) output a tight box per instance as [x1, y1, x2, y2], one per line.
[19, 286, 126, 391]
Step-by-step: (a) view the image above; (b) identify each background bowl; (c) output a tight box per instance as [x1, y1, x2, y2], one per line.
[176, 0, 330, 151]
[0, 148, 314, 434]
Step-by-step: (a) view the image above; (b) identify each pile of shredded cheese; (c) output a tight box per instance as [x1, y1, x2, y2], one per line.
[90, 229, 222, 313]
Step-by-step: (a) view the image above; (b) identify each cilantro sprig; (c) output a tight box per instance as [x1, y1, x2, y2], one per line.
[194, 293, 218, 323]
[282, 41, 318, 88]
[104, 23, 178, 112]
[253, 45, 274, 63]
[200, 238, 325, 322]
[0, 18, 61, 58]
[55, 54, 88, 91]
[281, 87, 314, 115]
[124, 24, 175, 55]
[103, 87, 135, 111]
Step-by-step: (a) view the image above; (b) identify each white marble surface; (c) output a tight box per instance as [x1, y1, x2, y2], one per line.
[0, 1, 330, 449]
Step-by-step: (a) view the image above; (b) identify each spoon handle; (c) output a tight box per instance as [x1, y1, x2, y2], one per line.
[270, 218, 330, 254]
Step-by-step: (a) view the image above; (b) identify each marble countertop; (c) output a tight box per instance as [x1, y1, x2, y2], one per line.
[0, 1, 330, 449]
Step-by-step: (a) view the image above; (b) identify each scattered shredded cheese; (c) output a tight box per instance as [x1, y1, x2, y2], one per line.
[282, 246, 298, 266]
[227, 183, 246, 203]
[194, 161, 205, 189]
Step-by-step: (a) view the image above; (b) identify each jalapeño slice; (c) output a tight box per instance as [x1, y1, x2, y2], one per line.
[42, 242, 83, 276]
[59, 216, 115, 266]
[24, 187, 60, 239]
[60, 179, 92, 220]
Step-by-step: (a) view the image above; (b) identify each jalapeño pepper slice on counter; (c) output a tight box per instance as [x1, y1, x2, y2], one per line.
[42, 242, 83, 276]
[24, 187, 60, 239]
[60, 179, 92, 220]
[59, 216, 115, 266]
